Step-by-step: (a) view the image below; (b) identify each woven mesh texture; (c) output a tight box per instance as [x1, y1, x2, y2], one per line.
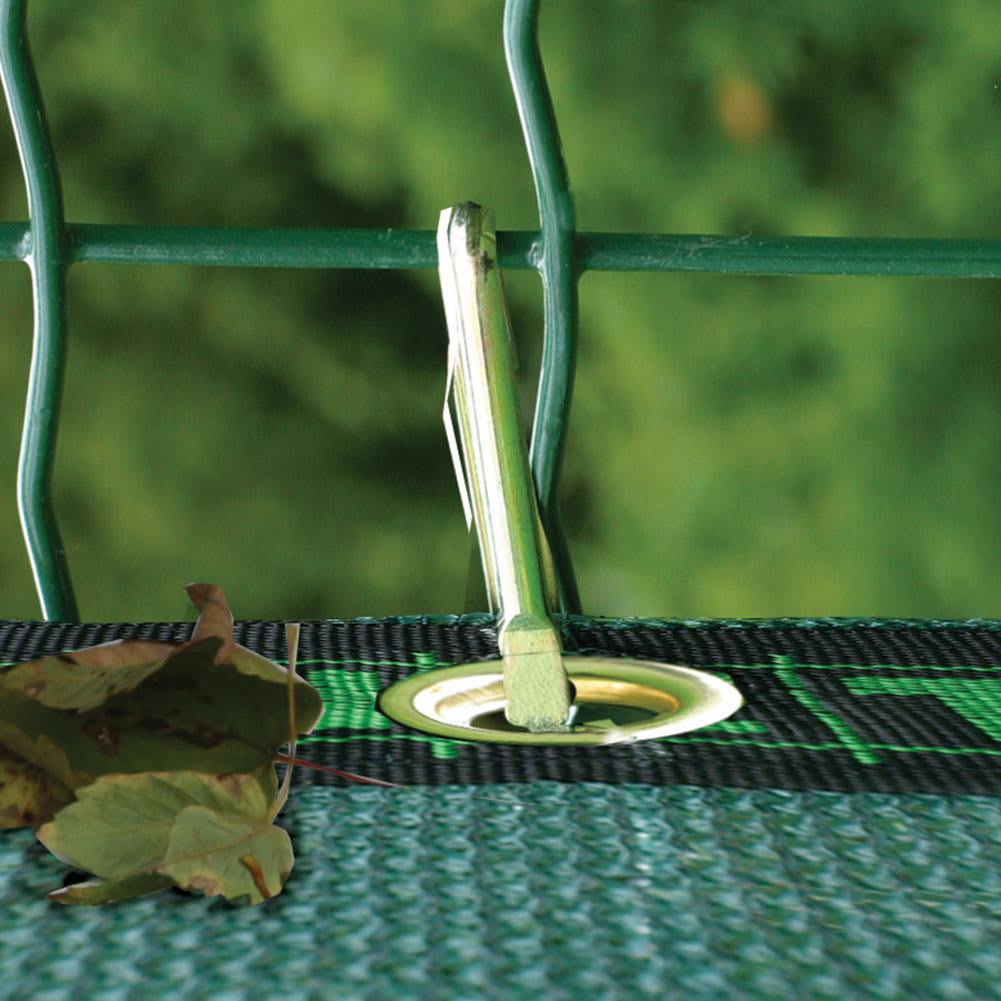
[2, 784, 999, 1001]
[2, 616, 1000, 999]
[3, 616, 999, 796]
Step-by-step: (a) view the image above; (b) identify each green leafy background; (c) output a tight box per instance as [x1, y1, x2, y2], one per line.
[2, 0, 1001, 621]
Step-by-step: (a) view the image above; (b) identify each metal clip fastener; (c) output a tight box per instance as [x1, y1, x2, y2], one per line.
[437, 202, 571, 733]
[378, 203, 744, 745]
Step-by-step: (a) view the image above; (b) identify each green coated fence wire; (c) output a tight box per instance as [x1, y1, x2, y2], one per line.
[0, 0, 74, 621]
[3, 0, 1001, 621]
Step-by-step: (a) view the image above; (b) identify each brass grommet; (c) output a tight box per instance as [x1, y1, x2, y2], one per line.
[378, 657, 743, 745]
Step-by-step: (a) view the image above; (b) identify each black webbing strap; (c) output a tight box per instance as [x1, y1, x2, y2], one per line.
[3, 615, 999, 796]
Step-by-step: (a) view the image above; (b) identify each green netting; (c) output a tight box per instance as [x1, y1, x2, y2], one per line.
[3, 784, 999, 1001]
[2, 3, 1000, 998]
[1, 616, 999, 998]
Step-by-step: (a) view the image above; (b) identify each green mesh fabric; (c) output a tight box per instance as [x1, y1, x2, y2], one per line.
[1, 616, 1000, 1000]
[2, 784, 999, 1001]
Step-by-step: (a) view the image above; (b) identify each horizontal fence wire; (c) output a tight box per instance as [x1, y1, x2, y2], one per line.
[2, 224, 1001, 276]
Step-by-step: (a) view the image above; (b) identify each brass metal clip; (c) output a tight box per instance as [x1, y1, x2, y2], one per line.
[437, 202, 571, 733]
[378, 203, 744, 746]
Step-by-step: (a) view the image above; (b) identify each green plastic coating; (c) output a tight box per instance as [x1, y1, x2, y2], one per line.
[573, 233, 1001, 277]
[504, 0, 582, 613]
[0, 0, 77, 621]
[2, 225, 1001, 276]
[3, 225, 1001, 276]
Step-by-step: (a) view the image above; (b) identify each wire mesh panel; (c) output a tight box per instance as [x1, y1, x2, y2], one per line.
[3, 0, 1001, 620]
[0, 2, 999, 999]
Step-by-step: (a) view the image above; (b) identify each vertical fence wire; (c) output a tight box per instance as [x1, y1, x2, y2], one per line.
[504, 0, 582, 613]
[0, 0, 77, 621]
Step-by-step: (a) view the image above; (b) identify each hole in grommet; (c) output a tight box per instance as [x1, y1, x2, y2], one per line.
[472, 702, 658, 732]
[378, 656, 743, 746]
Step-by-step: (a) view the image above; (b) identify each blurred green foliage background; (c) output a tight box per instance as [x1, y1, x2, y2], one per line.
[2, 0, 1001, 622]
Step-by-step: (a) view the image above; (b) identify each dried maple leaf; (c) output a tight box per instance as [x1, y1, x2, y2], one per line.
[0, 743, 73, 829]
[0, 585, 321, 906]
[0, 584, 321, 815]
[37, 768, 291, 906]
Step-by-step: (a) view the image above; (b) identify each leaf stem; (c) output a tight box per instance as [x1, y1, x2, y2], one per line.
[272, 753, 529, 805]
[269, 623, 300, 821]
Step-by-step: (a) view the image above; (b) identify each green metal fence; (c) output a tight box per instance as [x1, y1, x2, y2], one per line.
[3, 0, 1001, 623]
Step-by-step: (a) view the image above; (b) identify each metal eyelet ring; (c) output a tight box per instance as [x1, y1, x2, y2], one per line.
[378, 656, 743, 745]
